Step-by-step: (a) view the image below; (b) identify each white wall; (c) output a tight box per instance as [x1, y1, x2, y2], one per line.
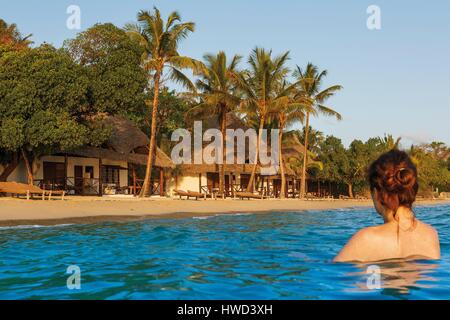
[167, 173, 207, 196]
[2, 162, 28, 183]
[5, 156, 129, 190]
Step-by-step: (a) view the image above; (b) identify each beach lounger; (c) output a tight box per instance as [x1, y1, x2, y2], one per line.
[173, 189, 206, 200]
[235, 191, 264, 200]
[304, 193, 318, 200]
[0, 182, 65, 200]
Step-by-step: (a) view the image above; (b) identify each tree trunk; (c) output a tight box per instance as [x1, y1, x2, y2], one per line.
[348, 183, 354, 198]
[21, 148, 33, 185]
[300, 113, 310, 198]
[246, 116, 265, 193]
[140, 69, 161, 197]
[219, 109, 226, 195]
[0, 152, 19, 182]
[279, 126, 286, 199]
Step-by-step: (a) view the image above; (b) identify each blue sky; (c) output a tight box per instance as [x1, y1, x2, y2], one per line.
[2, 0, 449, 146]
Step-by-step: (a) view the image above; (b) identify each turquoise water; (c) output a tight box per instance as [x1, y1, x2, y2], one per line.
[0, 204, 449, 300]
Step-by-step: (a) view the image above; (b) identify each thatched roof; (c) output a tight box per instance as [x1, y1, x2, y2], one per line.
[203, 112, 250, 131]
[181, 163, 257, 175]
[282, 132, 306, 158]
[179, 118, 304, 177]
[69, 146, 174, 168]
[101, 116, 150, 154]
[69, 115, 174, 168]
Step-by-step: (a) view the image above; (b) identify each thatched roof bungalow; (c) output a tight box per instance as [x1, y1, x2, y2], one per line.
[5, 116, 174, 196]
[167, 113, 306, 198]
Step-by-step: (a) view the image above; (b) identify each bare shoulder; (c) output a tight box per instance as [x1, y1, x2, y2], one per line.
[415, 220, 440, 258]
[416, 220, 439, 238]
[333, 226, 383, 262]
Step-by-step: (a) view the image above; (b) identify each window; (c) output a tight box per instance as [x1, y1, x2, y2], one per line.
[85, 166, 94, 179]
[101, 166, 120, 185]
[43, 162, 65, 182]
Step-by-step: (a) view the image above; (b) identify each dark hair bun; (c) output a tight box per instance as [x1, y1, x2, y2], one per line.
[368, 150, 419, 211]
[394, 168, 416, 189]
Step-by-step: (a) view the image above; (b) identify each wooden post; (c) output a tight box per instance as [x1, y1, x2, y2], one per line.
[159, 168, 164, 197]
[132, 164, 137, 196]
[98, 158, 103, 197]
[64, 154, 68, 191]
[229, 173, 233, 198]
[318, 180, 321, 197]
[293, 178, 296, 198]
[198, 173, 202, 192]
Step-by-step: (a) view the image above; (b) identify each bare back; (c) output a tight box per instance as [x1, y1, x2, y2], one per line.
[334, 219, 440, 262]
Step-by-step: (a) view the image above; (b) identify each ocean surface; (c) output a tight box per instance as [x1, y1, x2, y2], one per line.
[0, 204, 449, 300]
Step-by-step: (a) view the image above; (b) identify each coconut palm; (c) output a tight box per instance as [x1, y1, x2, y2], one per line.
[187, 52, 242, 195]
[295, 126, 325, 155]
[125, 7, 205, 197]
[267, 85, 305, 198]
[293, 63, 342, 198]
[379, 134, 401, 151]
[234, 47, 291, 192]
[0, 19, 33, 49]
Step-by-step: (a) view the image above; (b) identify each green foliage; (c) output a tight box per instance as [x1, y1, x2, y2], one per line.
[124, 8, 204, 89]
[87, 121, 113, 147]
[0, 44, 108, 161]
[410, 144, 450, 194]
[0, 118, 25, 151]
[0, 44, 89, 116]
[317, 136, 349, 183]
[314, 134, 450, 196]
[189, 51, 242, 122]
[63, 23, 147, 115]
[132, 88, 189, 145]
[295, 126, 324, 154]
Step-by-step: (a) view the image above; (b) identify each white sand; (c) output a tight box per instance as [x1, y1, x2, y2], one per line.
[0, 196, 448, 226]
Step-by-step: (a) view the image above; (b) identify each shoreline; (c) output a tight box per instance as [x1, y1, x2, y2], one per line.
[0, 197, 448, 227]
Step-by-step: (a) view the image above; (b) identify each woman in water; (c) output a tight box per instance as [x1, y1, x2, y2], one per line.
[334, 149, 440, 262]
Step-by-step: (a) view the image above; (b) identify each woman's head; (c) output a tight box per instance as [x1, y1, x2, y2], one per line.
[368, 149, 418, 216]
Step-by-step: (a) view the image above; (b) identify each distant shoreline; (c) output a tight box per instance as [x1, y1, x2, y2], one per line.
[0, 197, 448, 227]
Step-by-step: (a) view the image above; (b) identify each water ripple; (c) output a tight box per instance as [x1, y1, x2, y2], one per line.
[0, 205, 449, 299]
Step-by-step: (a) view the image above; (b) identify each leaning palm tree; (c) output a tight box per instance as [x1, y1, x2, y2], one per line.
[293, 63, 342, 198]
[187, 52, 242, 195]
[125, 7, 205, 197]
[234, 48, 291, 192]
[267, 84, 305, 198]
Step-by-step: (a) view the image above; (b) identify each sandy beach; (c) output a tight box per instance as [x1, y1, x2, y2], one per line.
[0, 196, 448, 227]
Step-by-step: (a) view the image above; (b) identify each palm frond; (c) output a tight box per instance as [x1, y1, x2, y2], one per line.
[317, 104, 342, 120]
[170, 67, 196, 92]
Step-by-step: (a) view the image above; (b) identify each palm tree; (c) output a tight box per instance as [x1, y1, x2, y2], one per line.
[125, 7, 205, 197]
[293, 63, 342, 198]
[267, 84, 305, 198]
[379, 134, 401, 151]
[0, 19, 32, 49]
[234, 48, 291, 192]
[188, 52, 242, 195]
[295, 126, 324, 155]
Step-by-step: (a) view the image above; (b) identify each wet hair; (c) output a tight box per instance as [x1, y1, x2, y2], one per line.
[368, 149, 419, 213]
